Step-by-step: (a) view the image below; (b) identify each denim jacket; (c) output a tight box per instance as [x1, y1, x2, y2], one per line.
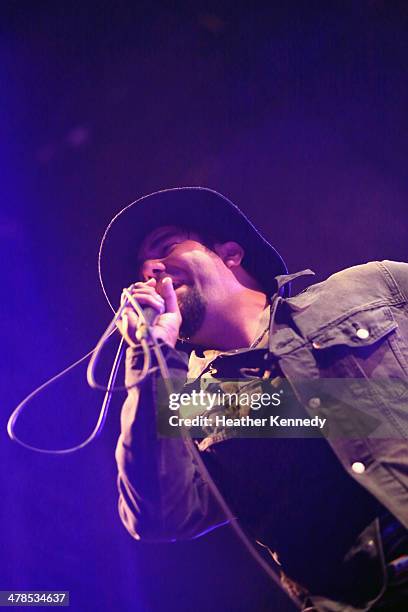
[115, 260, 408, 611]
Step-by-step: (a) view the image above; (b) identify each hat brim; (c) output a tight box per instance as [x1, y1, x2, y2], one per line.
[98, 187, 289, 311]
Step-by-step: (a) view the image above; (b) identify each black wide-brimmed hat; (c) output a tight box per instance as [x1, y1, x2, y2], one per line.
[98, 187, 289, 311]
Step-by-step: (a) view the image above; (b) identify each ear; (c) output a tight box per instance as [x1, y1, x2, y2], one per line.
[213, 241, 245, 268]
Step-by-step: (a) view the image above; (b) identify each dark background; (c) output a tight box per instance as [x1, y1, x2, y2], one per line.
[1, 1, 407, 611]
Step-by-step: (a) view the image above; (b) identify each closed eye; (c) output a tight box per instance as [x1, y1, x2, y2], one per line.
[161, 242, 179, 256]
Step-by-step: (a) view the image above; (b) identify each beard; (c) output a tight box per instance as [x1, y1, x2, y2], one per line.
[177, 285, 207, 340]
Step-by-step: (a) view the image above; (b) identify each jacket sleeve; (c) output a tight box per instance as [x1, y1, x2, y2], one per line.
[115, 345, 228, 542]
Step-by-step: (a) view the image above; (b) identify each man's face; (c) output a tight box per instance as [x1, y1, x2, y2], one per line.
[137, 225, 227, 341]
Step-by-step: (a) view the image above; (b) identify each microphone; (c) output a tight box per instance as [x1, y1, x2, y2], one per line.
[121, 285, 163, 341]
[133, 302, 162, 340]
[141, 306, 159, 327]
[133, 305, 160, 342]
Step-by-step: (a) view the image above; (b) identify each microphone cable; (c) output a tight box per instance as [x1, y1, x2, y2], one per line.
[6, 294, 304, 609]
[6, 293, 154, 454]
[136, 326, 304, 610]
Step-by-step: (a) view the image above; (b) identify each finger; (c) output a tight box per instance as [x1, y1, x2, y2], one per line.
[160, 277, 179, 314]
[131, 278, 157, 289]
[127, 294, 165, 315]
[130, 288, 163, 301]
[122, 287, 163, 308]
[129, 285, 161, 298]
[122, 278, 157, 299]
[127, 287, 163, 296]
[128, 292, 165, 308]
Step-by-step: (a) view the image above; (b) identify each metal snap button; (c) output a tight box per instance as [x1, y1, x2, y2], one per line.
[308, 397, 321, 409]
[356, 328, 370, 340]
[312, 341, 321, 349]
[351, 461, 366, 474]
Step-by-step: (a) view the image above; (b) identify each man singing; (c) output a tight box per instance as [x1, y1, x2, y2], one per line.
[99, 187, 408, 611]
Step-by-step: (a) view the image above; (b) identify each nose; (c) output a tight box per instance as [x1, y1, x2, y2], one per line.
[141, 259, 166, 281]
